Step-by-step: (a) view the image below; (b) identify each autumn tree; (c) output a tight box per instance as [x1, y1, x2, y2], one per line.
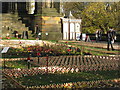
[63, 2, 120, 34]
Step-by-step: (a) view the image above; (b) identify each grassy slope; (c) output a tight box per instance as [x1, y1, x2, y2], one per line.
[16, 70, 119, 86]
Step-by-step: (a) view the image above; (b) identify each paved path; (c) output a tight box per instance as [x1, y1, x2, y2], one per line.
[59, 40, 120, 55]
[59, 40, 120, 51]
[0, 40, 51, 48]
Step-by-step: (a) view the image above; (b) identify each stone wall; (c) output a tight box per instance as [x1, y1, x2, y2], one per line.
[36, 16, 62, 40]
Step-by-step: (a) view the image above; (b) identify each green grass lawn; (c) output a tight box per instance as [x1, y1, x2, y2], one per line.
[84, 49, 110, 56]
[56, 41, 119, 55]
[4, 60, 38, 69]
[44, 40, 108, 55]
[85, 46, 119, 52]
[84, 47, 119, 55]
[16, 70, 119, 86]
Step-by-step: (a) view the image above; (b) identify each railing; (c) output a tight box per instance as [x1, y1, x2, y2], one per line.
[2, 55, 119, 73]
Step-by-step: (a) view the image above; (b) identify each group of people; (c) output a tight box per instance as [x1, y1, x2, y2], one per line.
[95, 27, 116, 51]
[12, 30, 29, 39]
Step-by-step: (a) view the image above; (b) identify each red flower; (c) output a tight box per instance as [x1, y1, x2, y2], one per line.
[37, 52, 41, 56]
[27, 57, 30, 60]
[6, 37, 10, 39]
[27, 48, 31, 51]
[19, 42, 22, 44]
[65, 41, 68, 44]
[67, 49, 71, 52]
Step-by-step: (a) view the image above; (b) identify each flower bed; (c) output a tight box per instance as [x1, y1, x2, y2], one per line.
[3, 65, 119, 79]
[3, 68, 119, 88]
[3, 66, 80, 78]
[3, 43, 90, 58]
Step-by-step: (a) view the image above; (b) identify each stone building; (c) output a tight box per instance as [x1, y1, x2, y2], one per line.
[2, 1, 82, 40]
[2, 1, 63, 40]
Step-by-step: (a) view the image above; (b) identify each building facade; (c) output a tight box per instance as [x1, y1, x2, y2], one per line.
[2, 1, 82, 40]
[2, 1, 62, 40]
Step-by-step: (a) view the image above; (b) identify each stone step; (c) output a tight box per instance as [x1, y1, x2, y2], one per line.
[2, 23, 27, 30]
[2, 13, 32, 39]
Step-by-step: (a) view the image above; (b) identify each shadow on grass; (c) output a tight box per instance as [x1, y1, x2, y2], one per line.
[16, 70, 119, 86]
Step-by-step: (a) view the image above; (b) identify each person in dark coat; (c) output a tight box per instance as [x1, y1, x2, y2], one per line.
[12, 31, 18, 37]
[22, 31, 28, 39]
[107, 27, 116, 51]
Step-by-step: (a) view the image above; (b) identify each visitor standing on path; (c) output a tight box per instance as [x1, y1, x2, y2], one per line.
[95, 29, 102, 42]
[107, 27, 116, 51]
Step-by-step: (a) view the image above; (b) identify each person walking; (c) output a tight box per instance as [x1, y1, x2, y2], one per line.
[107, 27, 116, 51]
[95, 29, 102, 42]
